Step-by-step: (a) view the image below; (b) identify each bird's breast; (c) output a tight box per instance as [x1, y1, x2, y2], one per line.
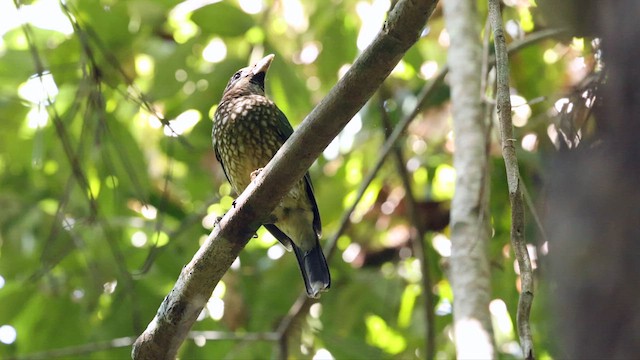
[213, 96, 283, 193]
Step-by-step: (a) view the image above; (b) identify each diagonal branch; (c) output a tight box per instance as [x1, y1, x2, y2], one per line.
[488, 1, 535, 359]
[131, 0, 438, 358]
[378, 94, 436, 360]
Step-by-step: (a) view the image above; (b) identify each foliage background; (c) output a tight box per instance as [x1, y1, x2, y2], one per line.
[0, 0, 594, 358]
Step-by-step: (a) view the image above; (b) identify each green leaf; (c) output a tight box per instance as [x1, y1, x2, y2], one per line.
[190, 3, 254, 37]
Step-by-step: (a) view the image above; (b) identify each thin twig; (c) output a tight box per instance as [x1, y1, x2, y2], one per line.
[488, 1, 535, 359]
[188, 331, 279, 342]
[275, 292, 315, 359]
[520, 175, 549, 245]
[378, 93, 436, 360]
[11, 337, 137, 360]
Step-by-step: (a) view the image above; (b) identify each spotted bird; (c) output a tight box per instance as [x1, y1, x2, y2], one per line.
[212, 54, 330, 298]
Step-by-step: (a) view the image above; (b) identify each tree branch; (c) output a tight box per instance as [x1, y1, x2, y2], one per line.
[131, 0, 438, 358]
[378, 94, 436, 360]
[443, 0, 496, 358]
[488, 1, 535, 359]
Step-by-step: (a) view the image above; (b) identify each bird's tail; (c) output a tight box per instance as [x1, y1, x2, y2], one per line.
[292, 240, 331, 298]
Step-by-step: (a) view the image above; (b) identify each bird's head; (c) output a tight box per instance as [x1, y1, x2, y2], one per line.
[221, 54, 275, 99]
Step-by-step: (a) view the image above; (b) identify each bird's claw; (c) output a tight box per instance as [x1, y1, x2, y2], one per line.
[250, 168, 264, 181]
[214, 216, 223, 228]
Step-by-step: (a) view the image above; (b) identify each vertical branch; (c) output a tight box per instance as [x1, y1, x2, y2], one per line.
[487, 1, 535, 359]
[378, 95, 435, 360]
[442, 0, 496, 358]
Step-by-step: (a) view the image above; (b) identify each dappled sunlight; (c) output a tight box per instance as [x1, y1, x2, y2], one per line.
[201, 212, 218, 230]
[546, 124, 559, 146]
[391, 60, 416, 80]
[0, 325, 17, 345]
[543, 48, 559, 64]
[294, 41, 321, 65]
[398, 284, 420, 327]
[103, 280, 118, 295]
[521, 133, 538, 152]
[342, 242, 361, 264]
[168, 0, 218, 43]
[398, 258, 422, 283]
[419, 60, 439, 80]
[337, 63, 351, 79]
[19, 72, 58, 106]
[356, 0, 389, 50]
[131, 231, 148, 248]
[71, 288, 85, 302]
[134, 54, 155, 78]
[0, 0, 72, 38]
[267, 244, 285, 260]
[432, 164, 456, 200]
[511, 95, 531, 127]
[26, 107, 48, 130]
[202, 38, 227, 63]
[282, 0, 308, 33]
[309, 303, 322, 319]
[206, 297, 225, 321]
[490, 299, 514, 338]
[438, 29, 450, 47]
[230, 257, 241, 270]
[238, 0, 263, 15]
[365, 314, 407, 355]
[312, 348, 334, 360]
[432, 233, 452, 257]
[163, 109, 202, 136]
[141, 205, 158, 220]
[454, 318, 494, 359]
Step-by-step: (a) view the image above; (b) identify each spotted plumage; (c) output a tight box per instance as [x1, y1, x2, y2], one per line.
[212, 54, 330, 298]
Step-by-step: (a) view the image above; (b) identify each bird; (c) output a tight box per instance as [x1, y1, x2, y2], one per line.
[212, 54, 331, 298]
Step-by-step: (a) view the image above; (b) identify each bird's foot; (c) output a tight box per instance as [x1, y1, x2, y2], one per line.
[214, 216, 223, 228]
[232, 200, 236, 208]
[250, 168, 264, 181]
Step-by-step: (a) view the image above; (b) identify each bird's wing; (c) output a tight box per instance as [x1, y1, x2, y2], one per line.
[274, 107, 322, 238]
[273, 106, 295, 140]
[264, 224, 293, 251]
[304, 173, 322, 238]
[214, 146, 233, 185]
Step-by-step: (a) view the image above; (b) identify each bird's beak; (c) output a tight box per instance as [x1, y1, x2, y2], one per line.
[252, 54, 275, 75]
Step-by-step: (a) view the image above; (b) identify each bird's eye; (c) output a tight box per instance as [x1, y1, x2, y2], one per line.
[232, 72, 242, 81]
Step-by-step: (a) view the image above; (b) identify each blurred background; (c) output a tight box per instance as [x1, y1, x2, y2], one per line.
[0, 0, 600, 358]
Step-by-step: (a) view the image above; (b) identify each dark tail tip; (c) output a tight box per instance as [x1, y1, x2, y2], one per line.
[292, 242, 331, 298]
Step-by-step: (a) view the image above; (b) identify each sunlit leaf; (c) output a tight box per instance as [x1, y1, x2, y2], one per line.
[190, 3, 254, 37]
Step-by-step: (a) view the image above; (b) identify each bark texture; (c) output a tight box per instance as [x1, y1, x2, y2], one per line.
[442, 0, 495, 358]
[488, 1, 534, 358]
[546, 0, 640, 358]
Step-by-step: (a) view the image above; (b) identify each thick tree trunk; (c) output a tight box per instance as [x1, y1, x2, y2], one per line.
[546, 0, 640, 358]
[442, 0, 496, 358]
